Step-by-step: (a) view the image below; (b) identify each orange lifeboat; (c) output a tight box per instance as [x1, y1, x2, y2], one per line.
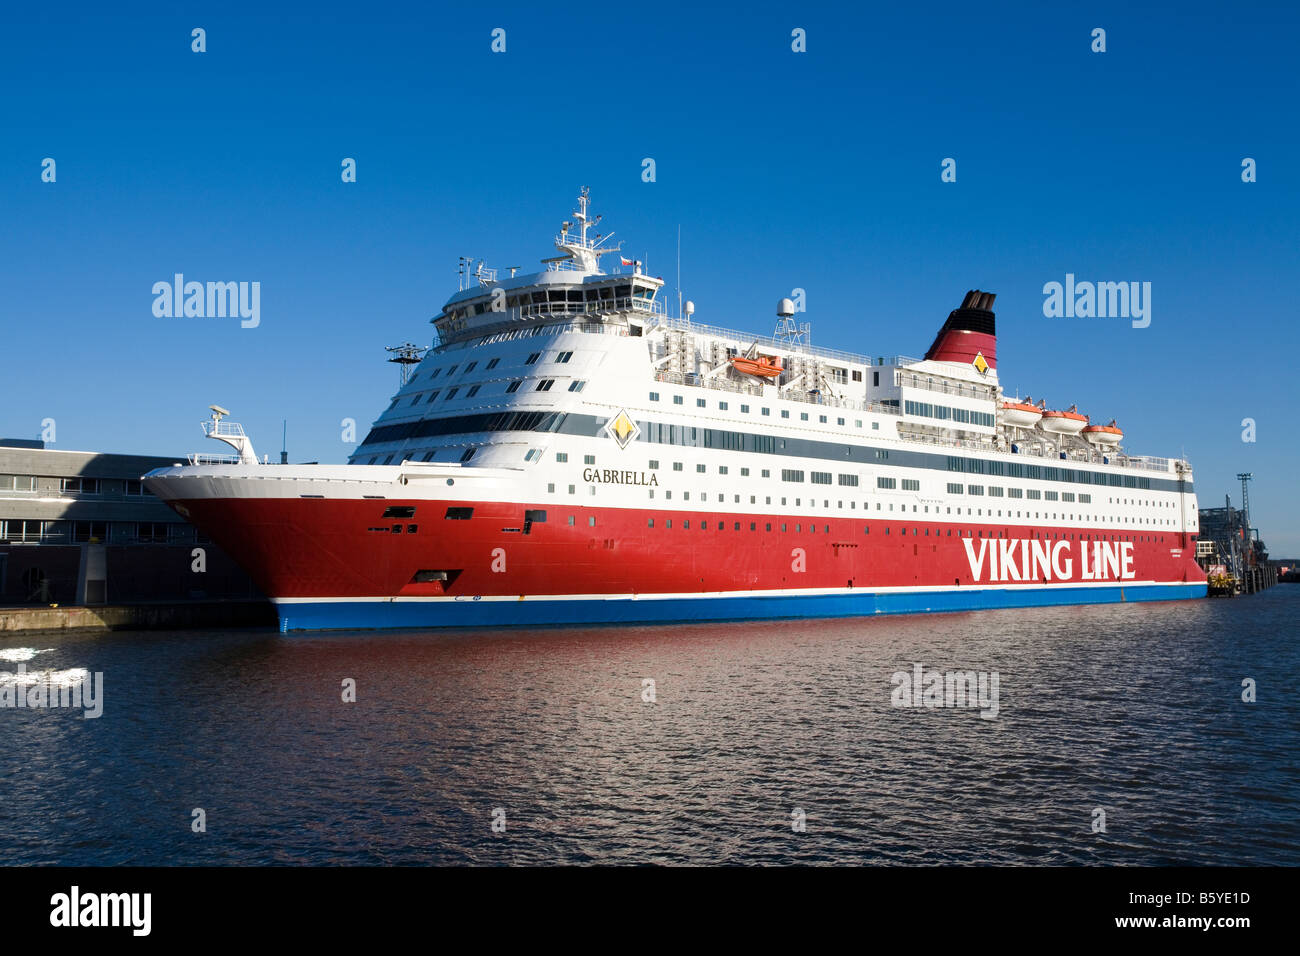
[1082, 419, 1123, 446]
[1001, 397, 1042, 428]
[730, 355, 784, 378]
[1040, 403, 1088, 436]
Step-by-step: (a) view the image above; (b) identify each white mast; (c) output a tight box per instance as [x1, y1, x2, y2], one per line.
[548, 187, 622, 273]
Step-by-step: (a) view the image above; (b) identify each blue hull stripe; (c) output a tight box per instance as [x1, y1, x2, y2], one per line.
[275, 583, 1208, 632]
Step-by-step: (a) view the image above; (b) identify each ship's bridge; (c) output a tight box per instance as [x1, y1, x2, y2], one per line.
[433, 188, 665, 345]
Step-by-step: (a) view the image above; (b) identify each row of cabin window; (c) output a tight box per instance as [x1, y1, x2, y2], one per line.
[647, 391, 878, 429]
[405, 377, 585, 406]
[412, 350, 574, 386]
[537, 483, 1178, 526]
[436, 507, 1171, 543]
[638, 519, 1168, 544]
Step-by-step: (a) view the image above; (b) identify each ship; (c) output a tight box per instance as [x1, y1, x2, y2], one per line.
[143, 189, 1207, 631]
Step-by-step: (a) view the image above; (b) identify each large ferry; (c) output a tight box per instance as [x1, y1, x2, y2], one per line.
[144, 189, 1206, 631]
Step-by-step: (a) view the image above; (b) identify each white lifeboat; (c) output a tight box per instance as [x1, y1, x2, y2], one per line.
[1082, 419, 1123, 446]
[1040, 403, 1088, 436]
[1001, 397, 1042, 428]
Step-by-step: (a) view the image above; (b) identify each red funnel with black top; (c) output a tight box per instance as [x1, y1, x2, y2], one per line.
[924, 290, 997, 370]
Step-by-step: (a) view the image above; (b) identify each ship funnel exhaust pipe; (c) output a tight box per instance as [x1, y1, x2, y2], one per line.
[923, 289, 998, 370]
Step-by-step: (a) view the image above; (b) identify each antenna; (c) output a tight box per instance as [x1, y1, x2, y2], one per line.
[676, 224, 682, 320]
[281, 420, 287, 464]
[773, 297, 810, 347]
[386, 342, 428, 387]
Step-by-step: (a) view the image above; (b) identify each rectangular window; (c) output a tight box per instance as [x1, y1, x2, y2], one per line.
[1045, 491, 1059, 501]
[72, 521, 108, 543]
[781, 410, 790, 419]
[740, 405, 750, 413]
[556, 351, 573, 363]
[719, 402, 728, 410]
[877, 477, 896, 489]
[838, 474, 859, 487]
[696, 464, 706, 473]
[1080, 494, 1092, 504]
[948, 482, 964, 494]
[761, 408, 770, 416]
[649, 392, 660, 401]
[536, 379, 555, 391]
[901, 479, 920, 491]
[673, 462, 683, 471]
[673, 395, 683, 405]
[1027, 489, 1042, 500]
[781, 469, 805, 482]
[648, 459, 659, 469]
[556, 452, 568, 462]
[136, 522, 169, 544]
[384, 506, 417, 518]
[989, 486, 1004, 497]
[466, 385, 480, 397]
[444, 387, 459, 400]
[584, 455, 596, 465]
[61, 477, 101, 494]
[741, 467, 750, 477]
[1009, 487, 1024, 499]
[485, 358, 499, 370]
[568, 381, 585, 392]
[1062, 492, 1075, 502]
[525, 352, 541, 365]
[459, 448, 476, 462]
[968, 485, 984, 495]
[697, 398, 706, 407]
[464, 361, 477, 373]
[810, 472, 832, 485]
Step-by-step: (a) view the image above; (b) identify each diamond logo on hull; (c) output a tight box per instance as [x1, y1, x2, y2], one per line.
[605, 410, 640, 450]
[973, 351, 989, 375]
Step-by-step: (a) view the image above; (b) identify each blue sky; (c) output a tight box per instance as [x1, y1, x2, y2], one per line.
[2, 1, 1297, 553]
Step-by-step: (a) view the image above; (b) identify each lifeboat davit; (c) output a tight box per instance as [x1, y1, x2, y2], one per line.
[1082, 419, 1123, 446]
[730, 355, 784, 378]
[1040, 403, 1088, 436]
[1001, 397, 1042, 428]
